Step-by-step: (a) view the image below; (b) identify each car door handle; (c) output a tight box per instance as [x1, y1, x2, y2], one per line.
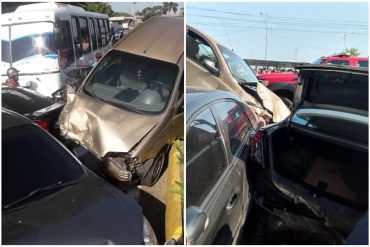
[226, 191, 240, 211]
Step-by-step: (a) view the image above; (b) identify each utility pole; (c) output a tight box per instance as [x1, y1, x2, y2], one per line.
[260, 12, 268, 61]
[295, 47, 298, 62]
[343, 34, 346, 51]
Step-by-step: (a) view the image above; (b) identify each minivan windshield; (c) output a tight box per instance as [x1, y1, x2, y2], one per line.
[218, 44, 258, 83]
[84, 50, 179, 114]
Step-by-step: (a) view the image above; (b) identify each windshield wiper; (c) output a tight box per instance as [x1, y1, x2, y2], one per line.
[84, 85, 100, 100]
[105, 100, 144, 115]
[233, 75, 258, 85]
[4, 181, 65, 209]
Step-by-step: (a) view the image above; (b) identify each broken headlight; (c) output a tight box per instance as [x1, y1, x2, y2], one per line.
[105, 155, 140, 182]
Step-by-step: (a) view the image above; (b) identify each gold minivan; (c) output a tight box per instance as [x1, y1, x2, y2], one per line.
[186, 25, 290, 123]
[58, 17, 184, 186]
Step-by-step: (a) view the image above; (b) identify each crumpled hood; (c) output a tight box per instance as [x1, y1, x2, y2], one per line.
[58, 90, 160, 158]
[256, 83, 291, 122]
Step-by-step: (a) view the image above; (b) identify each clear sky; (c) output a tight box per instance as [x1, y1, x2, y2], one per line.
[110, 2, 184, 15]
[187, 2, 368, 63]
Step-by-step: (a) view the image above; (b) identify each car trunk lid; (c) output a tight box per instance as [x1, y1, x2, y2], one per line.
[294, 65, 368, 114]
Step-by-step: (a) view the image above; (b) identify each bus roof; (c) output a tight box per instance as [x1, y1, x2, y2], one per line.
[1, 3, 108, 25]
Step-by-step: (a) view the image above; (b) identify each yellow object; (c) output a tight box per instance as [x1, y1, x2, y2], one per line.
[165, 140, 183, 244]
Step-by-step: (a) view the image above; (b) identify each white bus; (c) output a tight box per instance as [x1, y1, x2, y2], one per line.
[1, 3, 111, 96]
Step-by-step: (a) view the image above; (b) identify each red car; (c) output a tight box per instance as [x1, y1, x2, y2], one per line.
[257, 72, 298, 108]
[257, 54, 368, 108]
[313, 53, 368, 68]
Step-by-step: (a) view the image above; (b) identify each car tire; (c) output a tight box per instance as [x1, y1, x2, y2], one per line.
[141, 151, 167, 187]
[273, 90, 294, 110]
[280, 96, 293, 110]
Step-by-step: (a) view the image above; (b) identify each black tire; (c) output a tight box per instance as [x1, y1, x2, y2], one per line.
[141, 152, 167, 187]
[280, 96, 293, 110]
[273, 90, 294, 110]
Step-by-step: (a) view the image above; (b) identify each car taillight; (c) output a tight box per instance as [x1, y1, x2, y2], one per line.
[36, 120, 49, 131]
[252, 130, 263, 143]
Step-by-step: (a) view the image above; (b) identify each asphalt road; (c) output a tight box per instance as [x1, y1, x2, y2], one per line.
[124, 167, 168, 244]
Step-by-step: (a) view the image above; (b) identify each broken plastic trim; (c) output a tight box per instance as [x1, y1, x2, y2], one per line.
[104, 152, 141, 182]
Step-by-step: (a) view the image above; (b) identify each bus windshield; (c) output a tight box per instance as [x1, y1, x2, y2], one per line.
[1, 22, 59, 75]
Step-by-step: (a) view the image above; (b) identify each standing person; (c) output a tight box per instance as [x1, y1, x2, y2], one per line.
[4, 67, 20, 88]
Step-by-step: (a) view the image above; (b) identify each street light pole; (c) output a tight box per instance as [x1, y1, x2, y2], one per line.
[260, 12, 268, 61]
[343, 34, 346, 51]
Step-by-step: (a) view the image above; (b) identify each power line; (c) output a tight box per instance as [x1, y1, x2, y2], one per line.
[188, 20, 368, 35]
[187, 6, 368, 25]
[187, 13, 368, 30]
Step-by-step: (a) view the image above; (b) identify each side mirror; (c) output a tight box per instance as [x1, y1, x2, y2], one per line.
[51, 85, 67, 100]
[200, 57, 219, 75]
[186, 206, 208, 245]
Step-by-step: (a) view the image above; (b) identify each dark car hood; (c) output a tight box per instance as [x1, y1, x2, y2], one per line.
[2, 86, 54, 115]
[2, 173, 143, 245]
[295, 65, 368, 113]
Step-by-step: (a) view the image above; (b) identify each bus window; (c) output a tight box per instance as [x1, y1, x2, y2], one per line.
[71, 17, 82, 59]
[55, 20, 74, 67]
[95, 18, 101, 48]
[88, 18, 97, 51]
[105, 19, 110, 41]
[99, 19, 107, 46]
[79, 17, 91, 54]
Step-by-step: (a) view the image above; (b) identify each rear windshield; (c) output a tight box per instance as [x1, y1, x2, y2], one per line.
[2, 88, 53, 114]
[84, 50, 179, 114]
[312, 58, 325, 64]
[358, 61, 368, 68]
[3, 123, 85, 209]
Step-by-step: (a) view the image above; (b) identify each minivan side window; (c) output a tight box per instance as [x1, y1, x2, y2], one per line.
[213, 101, 253, 157]
[187, 31, 219, 71]
[186, 108, 227, 206]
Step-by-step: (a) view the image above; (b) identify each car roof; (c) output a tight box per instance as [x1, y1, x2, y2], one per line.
[115, 17, 184, 64]
[186, 88, 245, 122]
[187, 25, 222, 47]
[296, 64, 368, 74]
[2, 108, 32, 130]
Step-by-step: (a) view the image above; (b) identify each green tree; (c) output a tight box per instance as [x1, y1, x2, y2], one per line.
[65, 2, 113, 16]
[345, 47, 361, 57]
[137, 5, 163, 21]
[162, 2, 178, 15]
[111, 11, 132, 17]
